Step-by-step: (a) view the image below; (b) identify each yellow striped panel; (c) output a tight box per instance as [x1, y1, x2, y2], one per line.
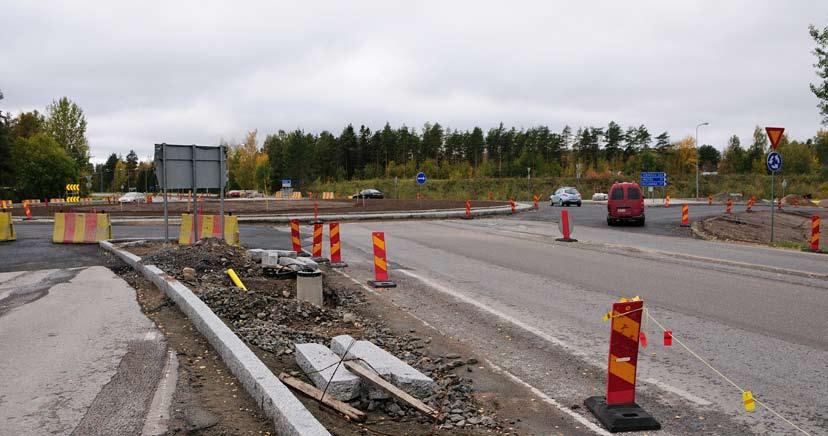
[612, 313, 640, 342]
[96, 214, 112, 241]
[609, 354, 637, 385]
[52, 213, 66, 243]
[201, 215, 215, 238]
[0, 212, 14, 241]
[374, 256, 387, 271]
[332, 241, 340, 252]
[372, 235, 385, 251]
[179, 214, 193, 244]
[72, 214, 85, 243]
[223, 216, 239, 246]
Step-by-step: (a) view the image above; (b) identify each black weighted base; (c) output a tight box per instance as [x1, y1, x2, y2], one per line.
[312, 257, 329, 264]
[584, 396, 661, 433]
[367, 280, 397, 288]
[555, 237, 578, 242]
[329, 262, 348, 268]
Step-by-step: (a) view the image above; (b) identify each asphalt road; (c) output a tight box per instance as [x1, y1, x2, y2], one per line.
[331, 219, 827, 435]
[0, 267, 166, 435]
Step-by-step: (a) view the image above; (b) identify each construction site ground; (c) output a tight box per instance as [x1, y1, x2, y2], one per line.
[697, 209, 828, 247]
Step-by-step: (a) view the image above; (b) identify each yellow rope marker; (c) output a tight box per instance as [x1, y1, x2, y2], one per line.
[743, 391, 755, 412]
[602, 311, 611, 321]
[226, 268, 247, 291]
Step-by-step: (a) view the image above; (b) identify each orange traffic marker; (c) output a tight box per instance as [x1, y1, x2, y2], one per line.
[464, 199, 472, 219]
[810, 215, 821, 252]
[311, 222, 325, 261]
[680, 204, 689, 227]
[328, 222, 347, 268]
[664, 194, 670, 208]
[708, 195, 713, 206]
[726, 198, 733, 214]
[585, 299, 660, 432]
[556, 209, 577, 242]
[290, 219, 302, 253]
[368, 232, 396, 288]
[533, 195, 539, 210]
[510, 199, 516, 214]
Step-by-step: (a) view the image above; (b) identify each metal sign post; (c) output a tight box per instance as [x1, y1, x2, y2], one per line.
[416, 172, 426, 206]
[765, 127, 785, 244]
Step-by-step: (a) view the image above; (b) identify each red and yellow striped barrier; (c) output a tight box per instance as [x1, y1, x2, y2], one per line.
[811, 215, 821, 252]
[290, 191, 302, 199]
[0, 211, 15, 241]
[606, 299, 643, 405]
[680, 204, 689, 227]
[368, 231, 396, 288]
[178, 214, 239, 246]
[664, 194, 671, 208]
[312, 222, 323, 258]
[290, 219, 302, 252]
[321, 192, 335, 200]
[52, 212, 112, 244]
[0, 200, 12, 209]
[329, 222, 347, 267]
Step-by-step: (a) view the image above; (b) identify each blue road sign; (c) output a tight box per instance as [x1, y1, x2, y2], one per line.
[281, 179, 292, 188]
[416, 172, 427, 185]
[640, 172, 667, 187]
[766, 152, 782, 173]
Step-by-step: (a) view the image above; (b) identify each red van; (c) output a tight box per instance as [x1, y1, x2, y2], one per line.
[607, 182, 645, 226]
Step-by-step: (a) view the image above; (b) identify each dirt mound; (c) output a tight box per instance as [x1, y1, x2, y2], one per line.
[141, 238, 259, 281]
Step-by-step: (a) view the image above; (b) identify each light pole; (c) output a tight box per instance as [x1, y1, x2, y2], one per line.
[695, 122, 709, 200]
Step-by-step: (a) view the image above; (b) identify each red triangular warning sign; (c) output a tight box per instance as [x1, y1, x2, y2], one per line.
[765, 127, 784, 150]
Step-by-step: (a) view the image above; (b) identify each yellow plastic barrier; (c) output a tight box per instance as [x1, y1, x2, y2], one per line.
[52, 212, 112, 243]
[290, 191, 302, 199]
[0, 211, 15, 241]
[321, 192, 335, 200]
[178, 214, 240, 246]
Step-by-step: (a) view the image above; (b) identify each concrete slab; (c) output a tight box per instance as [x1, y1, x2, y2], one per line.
[294, 343, 361, 401]
[330, 335, 436, 399]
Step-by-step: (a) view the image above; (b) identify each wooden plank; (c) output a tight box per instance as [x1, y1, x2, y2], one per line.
[343, 361, 441, 421]
[278, 373, 366, 422]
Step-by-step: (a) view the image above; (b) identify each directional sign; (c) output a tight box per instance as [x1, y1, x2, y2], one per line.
[281, 179, 292, 188]
[416, 172, 427, 185]
[639, 172, 667, 187]
[766, 152, 782, 173]
[65, 183, 80, 191]
[765, 127, 784, 150]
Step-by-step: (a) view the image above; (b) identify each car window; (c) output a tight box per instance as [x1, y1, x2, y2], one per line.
[555, 189, 563, 195]
[565, 188, 578, 195]
[627, 187, 641, 199]
[610, 188, 624, 200]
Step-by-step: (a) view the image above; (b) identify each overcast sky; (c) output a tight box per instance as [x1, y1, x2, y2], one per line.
[2, 1, 827, 163]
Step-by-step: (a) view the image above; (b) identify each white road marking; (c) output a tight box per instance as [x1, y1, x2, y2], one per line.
[397, 268, 712, 407]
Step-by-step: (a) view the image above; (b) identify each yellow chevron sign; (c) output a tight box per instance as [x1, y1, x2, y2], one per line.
[66, 183, 80, 191]
[66, 196, 80, 203]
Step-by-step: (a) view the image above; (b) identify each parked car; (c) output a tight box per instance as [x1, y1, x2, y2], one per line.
[227, 190, 243, 198]
[118, 192, 146, 203]
[607, 182, 644, 226]
[550, 187, 582, 207]
[592, 192, 608, 201]
[352, 189, 384, 199]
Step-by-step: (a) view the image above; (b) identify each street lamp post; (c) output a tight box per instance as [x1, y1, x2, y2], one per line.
[695, 122, 709, 200]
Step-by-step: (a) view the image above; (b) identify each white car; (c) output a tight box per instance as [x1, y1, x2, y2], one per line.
[118, 192, 145, 203]
[592, 192, 609, 201]
[550, 187, 582, 207]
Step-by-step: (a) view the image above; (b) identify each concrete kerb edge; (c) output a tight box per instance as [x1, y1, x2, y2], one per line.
[99, 240, 332, 436]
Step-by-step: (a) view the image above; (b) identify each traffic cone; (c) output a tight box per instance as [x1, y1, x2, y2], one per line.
[555, 209, 577, 242]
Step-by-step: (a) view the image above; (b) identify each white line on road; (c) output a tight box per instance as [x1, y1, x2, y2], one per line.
[397, 268, 712, 408]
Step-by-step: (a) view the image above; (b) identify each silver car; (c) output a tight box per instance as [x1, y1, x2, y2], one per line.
[550, 187, 582, 207]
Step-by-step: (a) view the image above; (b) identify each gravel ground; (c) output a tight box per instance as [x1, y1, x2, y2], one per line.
[697, 210, 827, 246]
[130, 239, 515, 435]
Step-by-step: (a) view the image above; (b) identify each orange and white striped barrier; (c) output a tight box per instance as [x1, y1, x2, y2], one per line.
[178, 214, 239, 246]
[556, 209, 577, 242]
[533, 195, 539, 210]
[680, 204, 689, 227]
[726, 198, 733, 214]
[368, 231, 396, 288]
[586, 298, 660, 432]
[23, 201, 33, 220]
[329, 222, 347, 267]
[810, 215, 821, 252]
[321, 192, 335, 200]
[52, 212, 112, 244]
[311, 222, 325, 260]
[664, 194, 670, 208]
[290, 219, 302, 253]
[0, 211, 15, 241]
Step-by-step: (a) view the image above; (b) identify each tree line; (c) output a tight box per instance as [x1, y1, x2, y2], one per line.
[223, 122, 828, 191]
[0, 93, 92, 199]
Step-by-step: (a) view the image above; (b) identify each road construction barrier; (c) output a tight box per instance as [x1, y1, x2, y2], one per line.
[178, 214, 239, 246]
[0, 200, 11, 209]
[329, 222, 347, 267]
[66, 196, 80, 203]
[708, 195, 713, 206]
[681, 204, 689, 227]
[273, 191, 283, 199]
[312, 222, 324, 259]
[52, 212, 112, 244]
[586, 298, 660, 432]
[368, 231, 396, 288]
[509, 199, 516, 214]
[464, 199, 472, 219]
[811, 215, 821, 252]
[746, 196, 755, 212]
[664, 194, 670, 208]
[488, 192, 494, 201]
[777, 198, 783, 210]
[290, 191, 302, 199]
[290, 219, 302, 252]
[556, 209, 577, 242]
[0, 211, 15, 241]
[533, 195, 539, 210]
[726, 198, 733, 214]
[23, 201, 32, 220]
[321, 191, 335, 200]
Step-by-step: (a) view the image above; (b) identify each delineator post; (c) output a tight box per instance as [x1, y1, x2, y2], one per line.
[328, 222, 347, 267]
[290, 219, 302, 253]
[810, 215, 821, 252]
[681, 204, 690, 227]
[367, 231, 396, 288]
